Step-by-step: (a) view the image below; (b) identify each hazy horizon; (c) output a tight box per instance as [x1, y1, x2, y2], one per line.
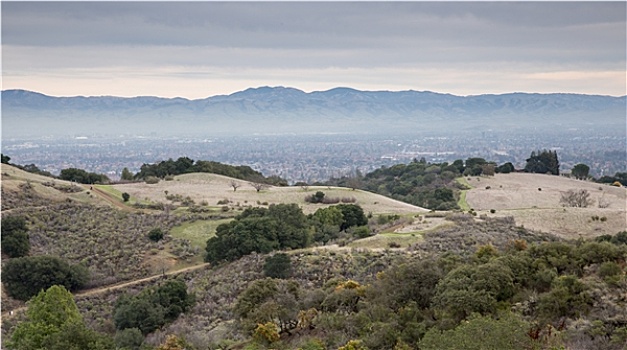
[2, 2, 625, 99]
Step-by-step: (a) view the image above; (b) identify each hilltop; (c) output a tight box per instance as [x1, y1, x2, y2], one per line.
[462, 173, 626, 238]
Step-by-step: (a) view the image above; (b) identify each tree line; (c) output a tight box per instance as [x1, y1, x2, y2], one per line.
[205, 203, 369, 264]
[131, 156, 288, 186]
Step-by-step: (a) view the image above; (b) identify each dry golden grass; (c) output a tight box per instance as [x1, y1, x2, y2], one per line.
[0, 164, 108, 207]
[465, 173, 626, 238]
[112, 172, 429, 215]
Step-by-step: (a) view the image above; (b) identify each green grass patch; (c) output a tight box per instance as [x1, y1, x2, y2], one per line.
[348, 232, 423, 249]
[169, 218, 232, 250]
[93, 184, 144, 204]
[458, 190, 471, 211]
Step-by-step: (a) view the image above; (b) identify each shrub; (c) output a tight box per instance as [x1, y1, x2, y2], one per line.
[263, 253, 292, 279]
[490, 209, 496, 214]
[122, 192, 130, 202]
[253, 322, 280, 345]
[305, 191, 326, 204]
[114, 328, 144, 350]
[560, 189, 592, 208]
[217, 198, 230, 205]
[1, 215, 30, 258]
[2, 256, 90, 301]
[148, 228, 164, 242]
[598, 261, 622, 279]
[388, 241, 401, 248]
[144, 176, 159, 184]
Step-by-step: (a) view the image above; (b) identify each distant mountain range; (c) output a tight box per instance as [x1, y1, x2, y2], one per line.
[2, 87, 625, 138]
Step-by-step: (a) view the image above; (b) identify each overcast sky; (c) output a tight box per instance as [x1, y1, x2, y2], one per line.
[2, 2, 626, 98]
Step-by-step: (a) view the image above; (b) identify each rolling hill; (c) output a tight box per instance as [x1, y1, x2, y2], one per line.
[463, 173, 626, 238]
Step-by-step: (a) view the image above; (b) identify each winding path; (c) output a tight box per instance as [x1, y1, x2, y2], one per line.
[1, 263, 211, 320]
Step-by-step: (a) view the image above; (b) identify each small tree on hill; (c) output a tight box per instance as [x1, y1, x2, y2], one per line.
[230, 180, 241, 192]
[560, 189, 592, 208]
[571, 163, 590, 180]
[122, 192, 130, 202]
[1, 215, 30, 258]
[121, 167, 134, 181]
[148, 228, 164, 242]
[263, 253, 292, 279]
[250, 182, 269, 192]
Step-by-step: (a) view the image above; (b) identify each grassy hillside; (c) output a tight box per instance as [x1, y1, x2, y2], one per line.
[2, 163, 626, 350]
[111, 172, 429, 215]
[464, 173, 626, 238]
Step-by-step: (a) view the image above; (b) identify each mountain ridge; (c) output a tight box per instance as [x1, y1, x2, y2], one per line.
[2, 87, 625, 137]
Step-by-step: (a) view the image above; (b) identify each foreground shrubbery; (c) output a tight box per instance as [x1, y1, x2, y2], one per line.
[205, 203, 369, 264]
[2, 255, 89, 301]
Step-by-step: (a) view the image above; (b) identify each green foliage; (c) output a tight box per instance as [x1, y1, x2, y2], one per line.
[496, 162, 515, 173]
[114, 328, 144, 350]
[419, 312, 533, 350]
[524, 149, 560, 175]
[571, 163, 590, 180]
[371, 260, 443, 310]
[253, 322, 280, 345]
[338, 340, 368, 350]
[307, 191, 326, 203]
[59, 167, 110, 184]
[8, 285, 113, 350]
[1, 215, 30, 257]
[263, 253, 293, 279]
[156, 334, 196, 350]
[433, 262, 515, 321]
[2, 256, 89, 301]
[122, 192, 130, 202]
[113, 279, 194, 335]
[134, 157, 287, 185]
[595, 231, 627, 245]
[120, 167, 134, 181]
[148, 228, 165, 242]
[538, 275, 592, 322]
[596, 171, 627, 186]
[205, 204, 309, 264]
[235, 278, 301, 333]
[1, 153, 11, 163]
[336, 204, 368, 231]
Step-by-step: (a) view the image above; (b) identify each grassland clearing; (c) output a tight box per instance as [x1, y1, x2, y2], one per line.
[464, 173, 626, 238]
[111, 172, 429, 215]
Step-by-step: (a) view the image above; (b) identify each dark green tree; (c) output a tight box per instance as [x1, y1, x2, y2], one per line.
[525, 150, 559, 175]
[122, 192, 130, 202]
[148, 228, 164, 242]
[336, 204, 368, 231]
[113, 279, 193, 335]
[120, 167, 134, 181]
[496, 162, 515, 174]
[205, 204, 309, 264]
[264, 253, 293, 279]
[419, 312, 533, 350]
[114, 328, 144, 350]
[1, 215, 30, 257]
[7, 285, 114, 350]
[1, 153, 11, 164]
[2, 256, 90, 301]
[59, 168, 110, 184]
[571, 163, 590, 180]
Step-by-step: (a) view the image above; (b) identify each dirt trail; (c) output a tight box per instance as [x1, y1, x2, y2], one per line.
[87, 185, 133, 211]
[1, 263, 210, 320]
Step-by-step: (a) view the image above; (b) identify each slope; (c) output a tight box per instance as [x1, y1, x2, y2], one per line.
[464, 173, 626, 238]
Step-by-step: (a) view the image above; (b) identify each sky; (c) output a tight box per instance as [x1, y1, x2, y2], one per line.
[2, 1, 626, 99]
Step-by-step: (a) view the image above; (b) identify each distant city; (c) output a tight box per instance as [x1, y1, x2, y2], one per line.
[3, 128, 624, 184]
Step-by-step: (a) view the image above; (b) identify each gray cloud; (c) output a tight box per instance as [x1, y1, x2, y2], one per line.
[2, 2, 625, 97]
